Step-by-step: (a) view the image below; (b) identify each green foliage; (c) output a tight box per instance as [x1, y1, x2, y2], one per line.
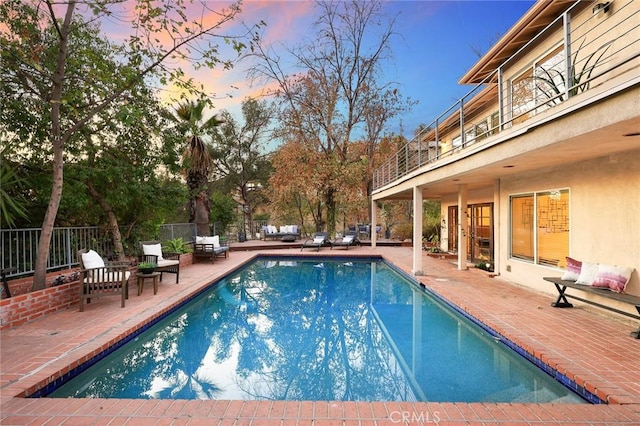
[393, 223, 413, 241]
[475, 262, 494, 272]
[210, 191, 236, 233]
[164, 238, 190, 254]
[138, 261, 158, 271]
[211, 98, 274, 215]
[422, 200, 442, 241]
[0, 155, 28, 228]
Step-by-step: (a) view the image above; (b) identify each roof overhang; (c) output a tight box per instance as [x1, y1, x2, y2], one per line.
[460, 0, 579, 84]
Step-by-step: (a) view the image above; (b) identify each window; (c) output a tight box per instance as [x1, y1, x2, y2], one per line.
[452, 135, 462, 150]
[510, 45, 566, 124]
[510, 189, 569, 267]
[511, 69, 535, 124]
[534, 46, 565, 110]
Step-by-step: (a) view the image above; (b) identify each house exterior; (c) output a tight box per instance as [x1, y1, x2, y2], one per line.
[371, 0, 640, 315]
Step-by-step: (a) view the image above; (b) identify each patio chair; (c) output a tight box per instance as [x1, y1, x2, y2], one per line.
[140, 241, 181, 283]
[331, 232, 360, 250]
[301, 232, 331, 251]
[77, 249, 130, 312]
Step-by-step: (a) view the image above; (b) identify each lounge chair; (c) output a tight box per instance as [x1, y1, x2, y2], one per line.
[77, 249, 130, 311]
[331, 232, 360, 250]
[193, 235, 230, 263]
[301, 232, 331, 251]
[140, 241, 181, 283]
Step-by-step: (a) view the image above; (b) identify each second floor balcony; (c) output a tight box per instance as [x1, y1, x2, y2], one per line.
[373, 0, 640, 193]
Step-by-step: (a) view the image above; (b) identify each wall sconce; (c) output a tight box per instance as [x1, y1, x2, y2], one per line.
[592, 2, 610, 17]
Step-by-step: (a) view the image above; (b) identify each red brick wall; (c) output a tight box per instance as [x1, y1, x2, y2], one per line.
[0, 281, 79, 329]
[1, 254, 192, 330]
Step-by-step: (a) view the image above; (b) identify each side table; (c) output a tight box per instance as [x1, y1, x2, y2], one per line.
[136, 272, 160, 296]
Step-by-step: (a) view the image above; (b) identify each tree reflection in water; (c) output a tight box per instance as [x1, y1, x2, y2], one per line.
[50, 258, 584, 403]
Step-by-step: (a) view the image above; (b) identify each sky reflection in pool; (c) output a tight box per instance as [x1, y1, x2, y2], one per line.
[50, 258, 585, 403]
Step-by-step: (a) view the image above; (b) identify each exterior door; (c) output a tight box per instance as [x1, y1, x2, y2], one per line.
[447, 206, 458, 253]
[448, 203, 493, 263]
[469, 204, 493, 263]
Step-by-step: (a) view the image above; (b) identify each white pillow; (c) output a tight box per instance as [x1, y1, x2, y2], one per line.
[81, 250, 105, 269]
[343, 235, 354, 243]
[212, 235, 220, 248]
[575, 261, 599, 285]
[201, 236, 216, 245]
[313, 236, 325, 244]
[143, 243, 164, 261]
[195, 236, 205, 244]
[291, 225, 298, 234]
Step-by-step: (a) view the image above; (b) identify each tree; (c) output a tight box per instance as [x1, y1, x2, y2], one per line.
[174, 99, 225, 236]
[0, 155, 28, 228]
[0, 0, 260, 289]
[211, 98, 274, 236]
[209, 191, 236, 234]
[249, 0, 412, 235]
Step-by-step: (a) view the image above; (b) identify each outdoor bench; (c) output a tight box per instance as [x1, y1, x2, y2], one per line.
[543, 277, 640, 338]
[193, 243, 229, 263]
[262, 225, 300, 241]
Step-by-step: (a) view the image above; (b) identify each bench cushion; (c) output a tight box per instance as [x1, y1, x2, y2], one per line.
[157, 259, 179, 268]
[592, 264, 634, 293]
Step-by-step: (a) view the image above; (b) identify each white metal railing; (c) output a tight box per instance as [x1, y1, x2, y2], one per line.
[373, 0, 639, 191]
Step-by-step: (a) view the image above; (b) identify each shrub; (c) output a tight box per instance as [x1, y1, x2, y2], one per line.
[393, 222, 413, 241]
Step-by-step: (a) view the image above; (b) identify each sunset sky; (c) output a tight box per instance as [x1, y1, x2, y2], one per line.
[104, 0, 536, 141]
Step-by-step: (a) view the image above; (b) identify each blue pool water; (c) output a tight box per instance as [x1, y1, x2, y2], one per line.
[48, 257, 586, 402]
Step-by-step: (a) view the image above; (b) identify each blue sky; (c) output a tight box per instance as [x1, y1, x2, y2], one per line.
[381, 1, 535, 134]
[152, 0, 536, 140]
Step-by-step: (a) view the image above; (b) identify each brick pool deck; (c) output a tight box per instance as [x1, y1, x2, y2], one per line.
[1, 244, 639, 425]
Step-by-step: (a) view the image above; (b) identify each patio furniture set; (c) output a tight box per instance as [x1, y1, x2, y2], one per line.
[77, 238, 230, 311]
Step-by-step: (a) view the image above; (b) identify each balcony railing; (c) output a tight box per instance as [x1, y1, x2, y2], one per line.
[373, 0, 639, 191]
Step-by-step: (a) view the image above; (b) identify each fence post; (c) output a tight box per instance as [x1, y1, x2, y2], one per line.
[65, 228, 72, 270]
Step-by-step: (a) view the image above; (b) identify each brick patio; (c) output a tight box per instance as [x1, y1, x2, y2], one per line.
[1, 245, 639, 424]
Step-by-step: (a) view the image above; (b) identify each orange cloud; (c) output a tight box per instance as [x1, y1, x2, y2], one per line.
[158, 1, 317, 118]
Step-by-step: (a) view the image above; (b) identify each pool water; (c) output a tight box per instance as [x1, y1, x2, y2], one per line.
[49, 257, 586, 403]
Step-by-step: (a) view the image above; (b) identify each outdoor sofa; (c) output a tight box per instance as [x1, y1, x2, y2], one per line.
[262, 225, 301, 241]
[193, 235, 230, 263]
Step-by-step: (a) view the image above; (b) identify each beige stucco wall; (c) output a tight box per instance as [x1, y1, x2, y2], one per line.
[498, 150, 640, 302]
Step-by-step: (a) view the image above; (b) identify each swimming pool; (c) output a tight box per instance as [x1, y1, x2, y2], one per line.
[48, 257, 586, 403]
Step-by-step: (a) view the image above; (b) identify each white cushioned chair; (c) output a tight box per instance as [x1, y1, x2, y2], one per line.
[77, 249, 130, 311]
[140, 241, 181, 283]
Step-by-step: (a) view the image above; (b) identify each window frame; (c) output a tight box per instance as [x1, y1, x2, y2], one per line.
[509, 188, 570, 268]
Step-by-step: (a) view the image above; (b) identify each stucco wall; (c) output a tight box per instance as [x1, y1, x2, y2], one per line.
[498, 150, 640, 298]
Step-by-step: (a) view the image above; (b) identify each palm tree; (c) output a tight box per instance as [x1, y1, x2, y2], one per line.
[0, 154, 28, 228]
[174, 100, 224, 236]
